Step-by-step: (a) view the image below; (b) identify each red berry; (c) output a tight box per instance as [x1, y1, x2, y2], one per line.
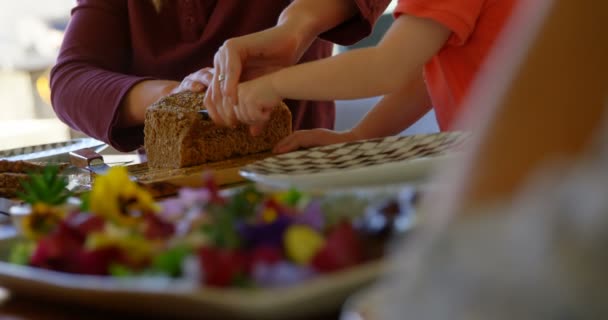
[71, 247, 122, 275]
[198, 247, 247, 287]
[248, 246, 283, 273]
[311, 223, 363, 273]
[65, 212, 105, 238]
[30, 224, 84, 271]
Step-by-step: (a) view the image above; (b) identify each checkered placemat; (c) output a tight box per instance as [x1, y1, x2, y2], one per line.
[242, 132, 469, 176]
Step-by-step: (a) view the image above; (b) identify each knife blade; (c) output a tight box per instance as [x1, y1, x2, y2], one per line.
[69, 148, 111, 175]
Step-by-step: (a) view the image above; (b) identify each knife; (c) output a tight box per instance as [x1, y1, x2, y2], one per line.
[69, 148, 111, 175]
[199, 109, 210, 120]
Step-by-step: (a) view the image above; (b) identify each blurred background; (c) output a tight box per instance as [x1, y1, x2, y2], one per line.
[0, 0, 438, 151]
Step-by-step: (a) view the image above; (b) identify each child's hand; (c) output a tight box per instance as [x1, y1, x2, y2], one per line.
[273, 129, 360, 154]
[236, 75, 282, 129]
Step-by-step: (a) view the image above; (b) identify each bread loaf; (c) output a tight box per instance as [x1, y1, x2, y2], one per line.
[144, 91, 292, 169]
[0, 160, 57, 198]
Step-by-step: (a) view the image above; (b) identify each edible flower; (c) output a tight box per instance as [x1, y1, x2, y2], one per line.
[272, 188, 303, 206]
[86, 229, 154, 264]
[284, 225, 325, 265]
[21, 203, 65, 240]
[261, 207, 278, 223]
[90, 166, 158, 226]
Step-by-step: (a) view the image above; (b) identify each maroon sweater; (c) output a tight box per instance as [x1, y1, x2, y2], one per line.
[50, 0, 389, 152]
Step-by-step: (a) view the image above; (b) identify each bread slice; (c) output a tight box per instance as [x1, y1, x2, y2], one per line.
[0, 160, 44, 198]
[144, 91, 292, 169]
[0, 159, 49, 173]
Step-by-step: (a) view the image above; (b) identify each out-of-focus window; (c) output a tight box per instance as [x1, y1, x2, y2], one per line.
[0, 0, 74, 149]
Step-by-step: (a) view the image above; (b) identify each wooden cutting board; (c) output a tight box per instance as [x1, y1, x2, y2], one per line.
[126, 152, 273, 197]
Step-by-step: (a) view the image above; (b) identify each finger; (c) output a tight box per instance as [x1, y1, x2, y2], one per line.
[237, 90, 256, 124]
[211, 57, 227, 126]
[221, 96, 238, 127]
[241, 99, 257, 123]
[189, 81, 205, 92]
[233, 104, 246, 124]
[252, 106, 272, 124]
[249, 124, 265, 137]
[203, 90, 222, 125]
[200, 70, 214, 88]
[188, 67, 214, 89]
[273, 134, 302, 154]
[220, 40, 243, 105]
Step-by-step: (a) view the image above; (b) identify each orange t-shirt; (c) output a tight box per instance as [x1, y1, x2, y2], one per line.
[395, 0, 516, 130]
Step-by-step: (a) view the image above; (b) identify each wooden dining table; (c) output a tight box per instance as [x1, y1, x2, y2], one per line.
[0, 290, 342, 320]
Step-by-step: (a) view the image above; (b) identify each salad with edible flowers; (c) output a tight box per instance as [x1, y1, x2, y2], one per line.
[9, 166, 413, 288]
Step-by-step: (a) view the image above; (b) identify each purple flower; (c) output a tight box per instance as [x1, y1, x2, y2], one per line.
[159, 198, 185, 220]
[294, 200, 324, 231]
[237, 215, 292, 249]
[178, 188, 211, 207]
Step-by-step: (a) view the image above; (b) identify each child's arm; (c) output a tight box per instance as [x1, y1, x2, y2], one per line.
[350, 71, 431, 140]
[234, 15, 449, 126]
[274, 72, 431, 153]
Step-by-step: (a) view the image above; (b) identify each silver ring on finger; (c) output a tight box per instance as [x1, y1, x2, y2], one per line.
[217, 74, 226, 82]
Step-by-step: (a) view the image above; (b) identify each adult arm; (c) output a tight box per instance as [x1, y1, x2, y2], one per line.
[205, 0, 390, 126]
[50, 0, 178, 152]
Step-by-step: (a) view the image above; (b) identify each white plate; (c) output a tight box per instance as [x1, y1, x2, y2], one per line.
[0, 245, 384, 319]
[0, 138, 107, 163]
[240, 132, 468, 190]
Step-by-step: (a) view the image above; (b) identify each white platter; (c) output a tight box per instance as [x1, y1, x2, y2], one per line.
[241, 132, 468, 190]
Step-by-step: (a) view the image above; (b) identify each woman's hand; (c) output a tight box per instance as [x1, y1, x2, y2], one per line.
[205, 23, 313, 127]
[273, 129, 361, 154]
[171, 67, 214, 94]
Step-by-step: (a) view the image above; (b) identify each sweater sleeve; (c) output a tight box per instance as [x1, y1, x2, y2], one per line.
[50, 0, 153, 152]
[319, 0, 392, 45]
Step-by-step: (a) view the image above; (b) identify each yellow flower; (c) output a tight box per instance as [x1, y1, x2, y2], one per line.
[20, 203, 65, 240]
[284, 225, 325, 265]
[90, 166, 158, 226]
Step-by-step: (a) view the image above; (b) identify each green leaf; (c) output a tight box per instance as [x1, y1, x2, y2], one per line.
[9, 242, 34, 265]
[201, 204, 241, 249]
[109, 264, 136, 277]
[226, 185, 262, 220]
[79, 192, 91, 212]
[17, 165, 72, 205]
[150, 246, 192, 277]
[281, 188, 303, 206]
